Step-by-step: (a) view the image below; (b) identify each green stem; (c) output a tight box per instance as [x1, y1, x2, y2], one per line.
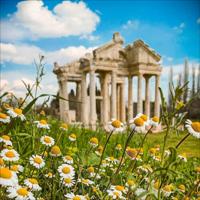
[175, 133, 190, 149]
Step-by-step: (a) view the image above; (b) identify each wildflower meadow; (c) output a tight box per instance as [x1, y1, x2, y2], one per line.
[0, 61, 200, 200]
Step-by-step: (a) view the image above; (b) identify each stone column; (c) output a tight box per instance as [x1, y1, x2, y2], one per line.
[154, 75, 160, 117]
[117, 84, 120, 119]
[89, 69, 96, 129]
[76, 82, 81, 121]
[128, 76, 133, 120]
[102, 73, 109, 126]
[120, 82, 126, 122]
[137, 74, 143, 114]
[145, 75, 150, 116]
[81, 73, 87, 125]
[111, 71, 117, 119]
[59, 79, 69, 122]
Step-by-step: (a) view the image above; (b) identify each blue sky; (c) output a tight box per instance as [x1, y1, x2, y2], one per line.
[0, 0, 200, 99]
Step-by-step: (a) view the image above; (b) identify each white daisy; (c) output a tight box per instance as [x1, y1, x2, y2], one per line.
[125, 179, 136, 190]
[68, 134, 77, 142]
[40, 135, 55, 147]
[10, 165, 24, 173]
[106, 156, 119, 165]
[78, 178, 94, 186]
[34, 119, 50, 129]
[110, 185, 127, 194]
[24, 178, 41, 191]
[107, 119, 124, 133]
[29, 155, 45, 169]
[185, 119, 200, 139]
[0, 135, 12, 146]
[7, 108, 26, 121]
[107, 189, 125, 199]
[60, 123, 68, 131]
[63, 155, 73, 164]
[89, 137, 99, 148]
[162, 184, 174, 197]
[129, 117, 146, 133]
[7, 185, 35, 200]
[64, 193, 86, 200]
[1, 148, 19, 162]
[49, 145, 62, 157]
[178, 153, 187, 162]
[45, 172, 54, 178]
[61, 177, 75, 188]
[149, 116, 160, 127]
[0, 167, 18, 187]
[136, 113, 150, 126]
[0, 112, 10, 123]
[58, 164, 75, 178]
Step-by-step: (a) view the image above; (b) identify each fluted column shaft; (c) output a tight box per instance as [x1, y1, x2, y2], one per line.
[145, 76, 150, 116]
[120, 82, 126, 122]
[137, 74, 143, 114]
[111, 71, 117, 119]
[128, 76, 133, 120]
[89, 70, 96, 129]
[81, 73, 87, 125]
[76, 82, 82, 121]
[102, 73, 109, 126]
[59, 79, 69, 122]
[154, 75, 160, 117]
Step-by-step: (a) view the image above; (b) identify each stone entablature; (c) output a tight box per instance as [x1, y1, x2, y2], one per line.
[53, 32, 162, 129]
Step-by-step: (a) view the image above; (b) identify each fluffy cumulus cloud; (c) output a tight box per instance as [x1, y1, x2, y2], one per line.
[173, 22, 185, 33]
[0, 43, 94, 65]
[1, 1, 100, 41]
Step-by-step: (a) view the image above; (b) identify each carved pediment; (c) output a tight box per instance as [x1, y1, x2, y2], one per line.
[93, 32, 124, 61]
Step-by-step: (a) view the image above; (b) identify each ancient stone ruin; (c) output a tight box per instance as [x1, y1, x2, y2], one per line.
[53, 32, 162, 129]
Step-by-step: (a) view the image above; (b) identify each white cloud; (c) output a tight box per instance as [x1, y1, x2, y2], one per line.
[0, 1, 100, 41]
[0, 43, 95, 65]
[122, 20, 140, 30]
[173, 22, 185, 33]
[197, 18, 200, 24]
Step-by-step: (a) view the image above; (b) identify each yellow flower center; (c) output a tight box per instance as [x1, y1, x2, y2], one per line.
[47, 172, 53, 177]
[2, 135, 10, 141]
[110, 156, 115, 161]
[64, 178, 72, 184]
[154, 181, 160, 190]
[34, 157, 42, 164]
[5, 151, 15, 158]
[65, 155, 73, 160]
[0, 158, 4, 166]
[87, 166, 94, 173]
[126, 148, 137, 157]
[191, 122, 200, 132]
[62, 167, 70, 174]
[51, 146, 61, 155]
[178, 184, 185, 191]
[127, 179, 135, 186]
[195, 166, 200, 173]
[163, 185, 172, 192]
[40, 120, 47, 125]
[10, 165, 19, 171]
[149, 148, 157, 154]
[134, 118, 144, 126]
[116, 144, 122, 149]
[0, 167, 12, 179]
[44, 136, 51, 143]
[115, 185, 124, 191]
[29, 178, 38, 184]
[69, 134, 76, 139]
[140, 114, 148, 121]
[61, 123, 68, 129]
[90, 137, 98, 145]
[111, 120, 121, 128]
[73, 197, 81, 200]
[17, 188, 28, 197]
[0, 113, 8, 119]
[152, 116, 159, 122]
[14, 108, 22, 115]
